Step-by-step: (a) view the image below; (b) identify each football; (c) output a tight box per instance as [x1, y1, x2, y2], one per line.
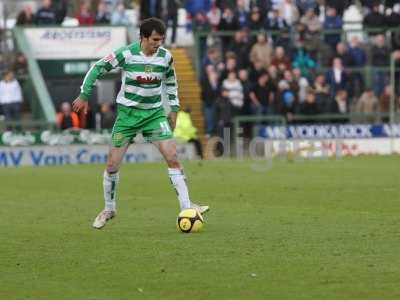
[176, 208, 204, 233]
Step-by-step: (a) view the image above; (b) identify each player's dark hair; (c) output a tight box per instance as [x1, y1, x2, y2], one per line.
[140, 18, 166, 38]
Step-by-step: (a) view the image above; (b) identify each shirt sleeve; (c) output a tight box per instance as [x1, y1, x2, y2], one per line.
[79, 47, 126, 101]
[164, 55, 180, 112]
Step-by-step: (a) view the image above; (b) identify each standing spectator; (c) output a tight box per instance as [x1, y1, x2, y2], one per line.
[299, 88, 320, 120]
[95, 1, 111, 24]
[348, 36, 367, 96]
[162, 0, 181, 47]
[111, 2, 130, 25]
[276, 80, 297, 121]
[174, 107, 204, 159]
[249, 72, 276, 116]
[387, 4, 400, 50]
[278, 0, 300, 26]
[12, 53, 28, 78]
[293, 67, 309, 103]
[331, 89, 349, 117]
[249, 33, 273, 71]
[371, 34, 390, 96]
[0, 71, 23, 122]
[218, 7, 239, 52]
[363, 2, 386, 34]
[201, 67, 220, 136]
[56, 101, 80, 130]
[323, 7, 342, 50]
[313, 73, 331, 112]
[334, 42, 353, 66]
[99, 103, 115, 129]
[16, 5, 35, 25]
[228, 30, 251, 69]
[248, 6, 264, 30]
[76, 2, 95, 25]
[271, 46, 291, 72]
[292, 46, 317, 78]
[235, 0, 249, 28]
[325, 57, 348, 98]
[379, 85, 394, 120]
[207, 4, 222, 31]
[355, 89, 379, 122]
[222, 71, 244, 117]
[140, 0, 162, 20]
[35, 0, 66, 25]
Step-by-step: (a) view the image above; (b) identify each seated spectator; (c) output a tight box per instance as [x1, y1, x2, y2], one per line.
[299, 88, 320, 119]
[276, 80, 297, 121]
[111, 2, 130, 26]
[323, 7, 342, 50]
[355, 88, 379, 123]
[228, 30, 250, 69]
[174, 107, 204, 159]
[56, 102, 80, 130]
[249, 32, 273, 71]
[95, 1, 111, 24]
[16, 5, 35, 25]
[76, 2, 95, 25]
[0, 71, 23, 122]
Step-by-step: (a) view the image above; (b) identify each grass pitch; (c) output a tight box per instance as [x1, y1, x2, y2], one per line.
[1, 156, 399, 299]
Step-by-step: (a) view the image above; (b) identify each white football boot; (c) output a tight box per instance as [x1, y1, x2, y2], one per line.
[191, 203, 210, 214]
[92, 210, 116, 229]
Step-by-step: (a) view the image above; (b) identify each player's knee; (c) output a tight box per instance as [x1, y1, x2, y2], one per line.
[106, 160, 119, 173]
[165, 156, 180, 168]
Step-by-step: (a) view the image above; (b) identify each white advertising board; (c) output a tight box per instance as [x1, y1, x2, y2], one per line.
[0, 144, 194, 167]
[24, 27, 127, 59]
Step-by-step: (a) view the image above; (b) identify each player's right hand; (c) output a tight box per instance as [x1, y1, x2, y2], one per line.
[72, 97, 89, 114]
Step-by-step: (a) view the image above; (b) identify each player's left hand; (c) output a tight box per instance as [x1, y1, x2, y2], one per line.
[168, 111, 177, 130]
[72, 97, 89, 114]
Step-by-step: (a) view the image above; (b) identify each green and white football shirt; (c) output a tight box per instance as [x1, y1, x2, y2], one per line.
[79, 42, 180, 112]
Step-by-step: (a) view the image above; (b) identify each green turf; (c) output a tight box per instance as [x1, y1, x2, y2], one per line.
[1, 156, 400, 300]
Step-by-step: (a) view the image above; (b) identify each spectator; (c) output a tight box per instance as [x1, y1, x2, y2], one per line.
[207, 4, 222, 31]
[363, 2, 386, 34]
[111, 2, 130, 26]
[140, 0, 162, 19]
[348, 36, 367, 96]
[76, 2, 95, 25]
[379, 85, 394, 120]
[95, 1, 111, 24]
[292, 46, 317, 78]
[300, 7, 322, 33]
[219, 7, 239, 52]
[249, 72, 276, 116]
[16, 5, 35, 25]
[331, 89, 348, 118]
[387, 4, 400, 50]
[299, 88, 320, 119]
[371, 34, 390, 96]
[355, 88, 379, 122]
[323, 7, 342, 50]
[12, 53, 28, 78]
[222, 71, 244, 117]
[56, 101, 80, 130]
[162, 0, 181, 47]
[296, 0, 317, 15]
[325, 57, 348, 98]
[35, 0, 66, 25]
[334, 42, 353, 66]
[174, 107, 204, 159]
[271, 46, 291, 72]
[249, 32, 273, 71]
[228, 30, 250, 69]
[278, 0, 300, 26]
[201, 67, 220, 136]
[235, 0, 249, 28]
[293, 67, 309, 103]
[99, 103, 115, 129]
[313, 73, 331, 112]
[276, 80, 297, 121]
[0, 71, 23, 122]
[248, 6, 264, 30]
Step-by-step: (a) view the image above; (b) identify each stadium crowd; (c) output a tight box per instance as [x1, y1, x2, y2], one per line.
[188, 0, 400, 136]
[1, 0, 400, 134]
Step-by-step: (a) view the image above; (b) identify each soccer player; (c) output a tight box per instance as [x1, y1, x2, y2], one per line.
[72, 18, 209, 229]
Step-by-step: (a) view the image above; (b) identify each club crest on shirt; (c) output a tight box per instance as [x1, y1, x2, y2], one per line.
[144, 65, 153, 73]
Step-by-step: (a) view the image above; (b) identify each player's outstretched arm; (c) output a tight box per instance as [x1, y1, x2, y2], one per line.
[72, 97, 89, 114]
